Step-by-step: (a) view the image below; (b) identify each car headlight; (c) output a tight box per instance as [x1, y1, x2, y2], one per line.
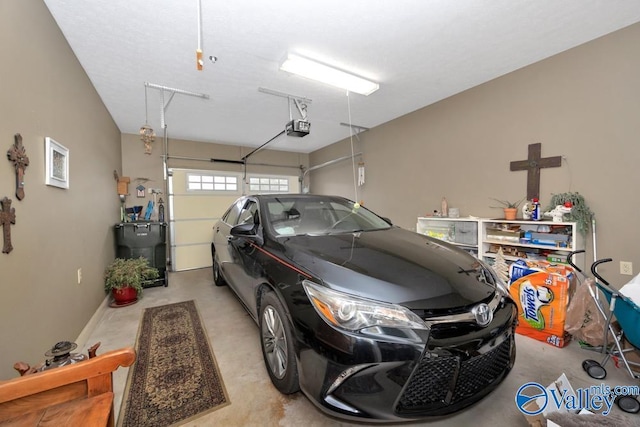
[302, 280, 428, 332]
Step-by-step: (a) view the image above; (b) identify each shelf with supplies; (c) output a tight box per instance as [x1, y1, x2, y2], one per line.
[481, 219, 580, 266]
[416, 217, 583, 266]
[416, 217, 482, 256]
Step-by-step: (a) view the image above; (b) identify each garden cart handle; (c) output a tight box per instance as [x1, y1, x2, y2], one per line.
[589, 257, 622, 356]
[590, 257, 620, 322]
[566, 250, 585, 273]
[591, 258, 613, 287]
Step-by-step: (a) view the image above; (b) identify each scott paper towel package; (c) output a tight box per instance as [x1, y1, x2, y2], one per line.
[508, 260, 576, 348]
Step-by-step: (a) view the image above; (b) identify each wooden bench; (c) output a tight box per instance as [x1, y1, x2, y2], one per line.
[0, 347, 135, 427]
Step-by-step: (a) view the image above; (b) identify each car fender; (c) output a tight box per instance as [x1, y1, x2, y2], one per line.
[256, 283, 292, 323]
[256, 281, 307, 347]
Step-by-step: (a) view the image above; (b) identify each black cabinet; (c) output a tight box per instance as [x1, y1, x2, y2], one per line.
[114, 222, 168, 287]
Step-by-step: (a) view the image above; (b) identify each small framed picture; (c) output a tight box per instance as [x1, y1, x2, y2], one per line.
[45, 137, 69, 189]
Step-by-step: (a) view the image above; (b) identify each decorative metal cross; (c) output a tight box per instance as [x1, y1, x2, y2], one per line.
[510, 143, 562, 200]
[7, 133, 30, 200]
[0, 197, 16, 254]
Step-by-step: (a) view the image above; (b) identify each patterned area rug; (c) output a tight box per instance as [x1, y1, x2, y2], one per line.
[118, 300, 229, 426]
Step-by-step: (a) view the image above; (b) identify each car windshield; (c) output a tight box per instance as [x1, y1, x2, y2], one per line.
[264, 196, 391, 236]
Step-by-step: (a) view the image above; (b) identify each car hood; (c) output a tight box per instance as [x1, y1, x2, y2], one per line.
[280, 228, 495, 312]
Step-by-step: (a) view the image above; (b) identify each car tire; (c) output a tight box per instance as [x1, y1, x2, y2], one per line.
[259, 291, 300, 394]
[212, 246, 226, 287]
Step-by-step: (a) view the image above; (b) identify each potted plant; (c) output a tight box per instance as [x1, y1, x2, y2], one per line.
[104, 257, 159, 306]
[545, 192, 594, 236]
[490, 198, 524, 220]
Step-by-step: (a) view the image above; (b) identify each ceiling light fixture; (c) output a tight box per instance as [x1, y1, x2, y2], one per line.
[280, 53, 379, 96]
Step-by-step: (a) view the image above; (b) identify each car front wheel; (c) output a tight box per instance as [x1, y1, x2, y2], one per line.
[260, 291, 300, 394]
[212, 246, 226, 287]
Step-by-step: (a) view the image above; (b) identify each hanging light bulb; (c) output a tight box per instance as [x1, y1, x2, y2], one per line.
[139, 85, 155, 154]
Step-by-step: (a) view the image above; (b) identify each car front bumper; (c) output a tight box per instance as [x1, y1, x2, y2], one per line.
[295, 300, 517, 422]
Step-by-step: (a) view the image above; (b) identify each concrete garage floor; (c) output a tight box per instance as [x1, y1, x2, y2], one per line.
[83, 268, 639, 426]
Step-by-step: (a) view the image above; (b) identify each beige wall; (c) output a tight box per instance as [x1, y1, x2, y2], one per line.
[121, 133, 309, 211]
[0, 1, 122, 379]
[310, 23, 640, 287]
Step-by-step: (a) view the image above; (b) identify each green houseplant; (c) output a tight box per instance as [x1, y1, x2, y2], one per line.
[545, 192, 594, 236]
[104, 257, 159, 305]
[490, 198, 525, 220]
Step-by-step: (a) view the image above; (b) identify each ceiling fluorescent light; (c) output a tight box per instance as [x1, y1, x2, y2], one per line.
[280, 53, 379, 96]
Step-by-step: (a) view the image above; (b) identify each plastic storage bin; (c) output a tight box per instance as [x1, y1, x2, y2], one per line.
[453, 221, 478, 245]
[114, 222, 167, 287]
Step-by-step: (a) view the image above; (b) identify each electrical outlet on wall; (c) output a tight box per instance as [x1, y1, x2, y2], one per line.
[620, 261, 633, 276]
[77, 268, 83, 284]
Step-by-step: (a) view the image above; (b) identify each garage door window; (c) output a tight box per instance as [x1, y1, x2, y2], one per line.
[188, 173, 238, 192]
[248, 177, 289, 193]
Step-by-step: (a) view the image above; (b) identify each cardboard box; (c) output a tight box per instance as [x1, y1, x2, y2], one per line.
[516, 329, 572, 348]
[547, 253, 568, 264]
[522, 373, 579, 427]
[117, 176, 130, 195]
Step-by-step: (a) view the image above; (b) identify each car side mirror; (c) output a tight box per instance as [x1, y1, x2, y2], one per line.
[230, 222, 257, 237]
[231, 222, 264, 246]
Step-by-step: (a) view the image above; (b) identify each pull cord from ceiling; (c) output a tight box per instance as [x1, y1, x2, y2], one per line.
[139, 84, 156, 154]
[347, 91, 360, 205]
[196, 0, 203, 70]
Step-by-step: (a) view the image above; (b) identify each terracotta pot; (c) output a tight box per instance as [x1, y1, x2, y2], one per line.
[503, 208, 517, 220]
[111, 286, 138, 306]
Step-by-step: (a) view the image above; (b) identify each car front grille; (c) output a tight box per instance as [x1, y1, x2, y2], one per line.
[396, 336, 512, 414]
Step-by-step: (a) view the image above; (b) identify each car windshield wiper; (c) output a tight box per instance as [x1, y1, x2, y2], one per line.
[302, 230, 349, 236]
[321, 228, 365, 235]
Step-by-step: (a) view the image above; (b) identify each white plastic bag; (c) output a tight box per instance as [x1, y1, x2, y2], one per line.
[619, 273, 640, 305]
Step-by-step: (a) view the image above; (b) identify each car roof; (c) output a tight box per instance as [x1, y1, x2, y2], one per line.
[252, 193, 351, 202]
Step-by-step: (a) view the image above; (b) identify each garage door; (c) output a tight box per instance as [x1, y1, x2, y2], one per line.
[168, 169, 300, 271]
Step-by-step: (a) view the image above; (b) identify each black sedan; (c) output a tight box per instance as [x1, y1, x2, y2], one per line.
[211, 194, 516, 422]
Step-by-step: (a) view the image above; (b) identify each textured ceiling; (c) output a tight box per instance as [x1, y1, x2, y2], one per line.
[43, 0, 640, 153]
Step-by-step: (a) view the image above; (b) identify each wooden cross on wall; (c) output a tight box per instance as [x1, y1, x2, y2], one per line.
[0, 197, 16, 254]
[7, 134, 30, 200]
[510, 143, 562, 200]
